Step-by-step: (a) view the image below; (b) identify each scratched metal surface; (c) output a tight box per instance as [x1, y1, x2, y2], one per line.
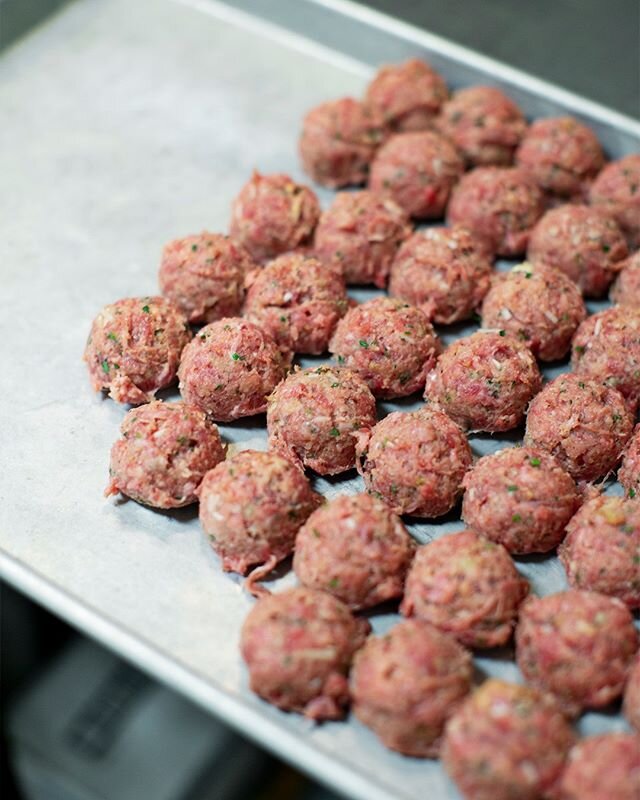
[0, 1, 638, 799]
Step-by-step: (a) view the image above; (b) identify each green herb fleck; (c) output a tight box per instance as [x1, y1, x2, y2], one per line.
[177, 436, 189, 445]
[107, 332, 118, 342]
[512, 513, 522, 522]
[101, 360, 110, 374]
[602, 243, 610, 253]
[231, 352, 244, 361]
[329, 427, 340, 437]
[529, 457, 541, 467]
[328, 577, 340, 589]
[574, 345, 585, 356]
[191, 243, 198, 252]
[337, 355, 345, 364]
[359, 339, 369, 349]
[507, 485, 518, 493]
[142, 305, 150, 313]
[629, 488, 636, 498]
[499, 330, 506, 337]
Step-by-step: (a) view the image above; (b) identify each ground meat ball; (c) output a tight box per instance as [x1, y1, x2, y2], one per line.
[481, 262, 586, 361]
[267, 366, 376, 475]
[243, 253, 348, 356]
[619, 425, 640, 498]
[436, 86, 527, 167]
[293, 493, 414, 610]
[401, 529, 528, 648]
[84, 296, 191, 405]
[590, 154, 640, 248]
[516, 590, 638, 716]
[299, 97, 384, 188]
[442, 679, 574, 800]
[571, 305, 640, 413]
[447, 166, 544, 256]
[516, 116, 604, 200]
[425, 331, 541, 433]
[329, 297, 439, 399]
[240, 587, 370, 720]
[611, 251, 640, 306]
[462, 447, 579, 554]
[228, 172, 320, 263]
[369, 131, 464, 219]
[388, 226, 493, 324]
[525, 374, 633, 482]
[356, 408, 471, 518]
[198, 450, 321, 581]
[105, 401, 225, 509]
[624, 655, 640, 732]
[559, 496, 640, 609]
[558, 734, 640, 800]
[178, 318, 287, 422]
[313, 191, 411, 287]
[364, 58, 448, 133]
[528, 205, 628, 297]
[351, 619, 472, 757]
[158, 233, 255, 325]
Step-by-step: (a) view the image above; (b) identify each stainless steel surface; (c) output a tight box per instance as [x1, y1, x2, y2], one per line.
[0, 1, 638, 799]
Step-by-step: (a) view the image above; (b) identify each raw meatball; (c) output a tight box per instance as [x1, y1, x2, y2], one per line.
[299, 97, 384, 188]
[481, 262, 586, 361]
[557, 734, 640, 800]
[294, 493, 413, 610]
[198, 450, 321, 581]
[364, 58, 448, 132]
[240, 587, 370, 720]
[424, 331, 542, 432]
[178, 318, 287, 422]
[516, 590, 638, 716]
[528, 205, 628, 297]
[571, 305, 640, 413]
[351, 619, 473, 757]
[436, 86, 527, 166]
[267, 366, 377, 475]
[611, 251, 640, 306]
[624, 655, 640, 732]
[105, 401, 225, 509]
[590, 154, 640, 248]
[462, 447, 579, 554]
[619, 424, 640, 498]
[441, 679, 575, 800]
[388, 225, 493, 324]
[401, 529, 528, 648]
[158, 232, 255, 323]
[447, 166, 544, 256]
[329, 297, 440, 399]
[525, 374, 633, 482]
[369, 131, 464, 219]
[356, 408, 472, 518]
[228, 172, 320, 263]
[516, 116, 604, 199]
[313, 190, 411, 287]
[559, 496, 640, 609]
[84, 296, 190, 405]
[243, 253, 348, 355]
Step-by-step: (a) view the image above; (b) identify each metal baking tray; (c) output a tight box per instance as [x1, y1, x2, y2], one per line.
[0, 1, 638, 798]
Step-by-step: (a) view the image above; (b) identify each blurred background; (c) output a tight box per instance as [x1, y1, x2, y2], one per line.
[1, 1, 638, 799]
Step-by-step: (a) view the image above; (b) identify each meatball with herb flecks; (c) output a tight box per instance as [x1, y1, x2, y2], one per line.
[299, 97, 384, 188]
[481, 262, 586, 361]
[240, 587, 370, 720]
[623, 654, 640, 732]
[610, 251, 640, 307]
[356, 407, 472, 518]
[424, 330, 542, 432]
[84, 296, 191, 405]
[313, 190, 412, 288]
[559, 495, 640, 609]
[329, 297, 439, 399]
[462, 446, 579, 554]
[557, 733, 640, 800]
[619, 424, 640, 499]
[267, 366, 377, 475]
[589, 153, 640, 248]
[436, 85, 527, 166]
[178, 317, 288, 422]
[524, 373, 633, 482]
[516, 590, 638, 716]
[388, 225, 494, 324]
[401, 529, 529, 648]
[158, 232, 255, 324]
[105, 401, 226, 509]
[243, 253, 348, 356]
[293, 493, 414, 610]
[229, 171, 320, 263]
[351, 619, 473, 757]
[369, 130, 464, 219]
